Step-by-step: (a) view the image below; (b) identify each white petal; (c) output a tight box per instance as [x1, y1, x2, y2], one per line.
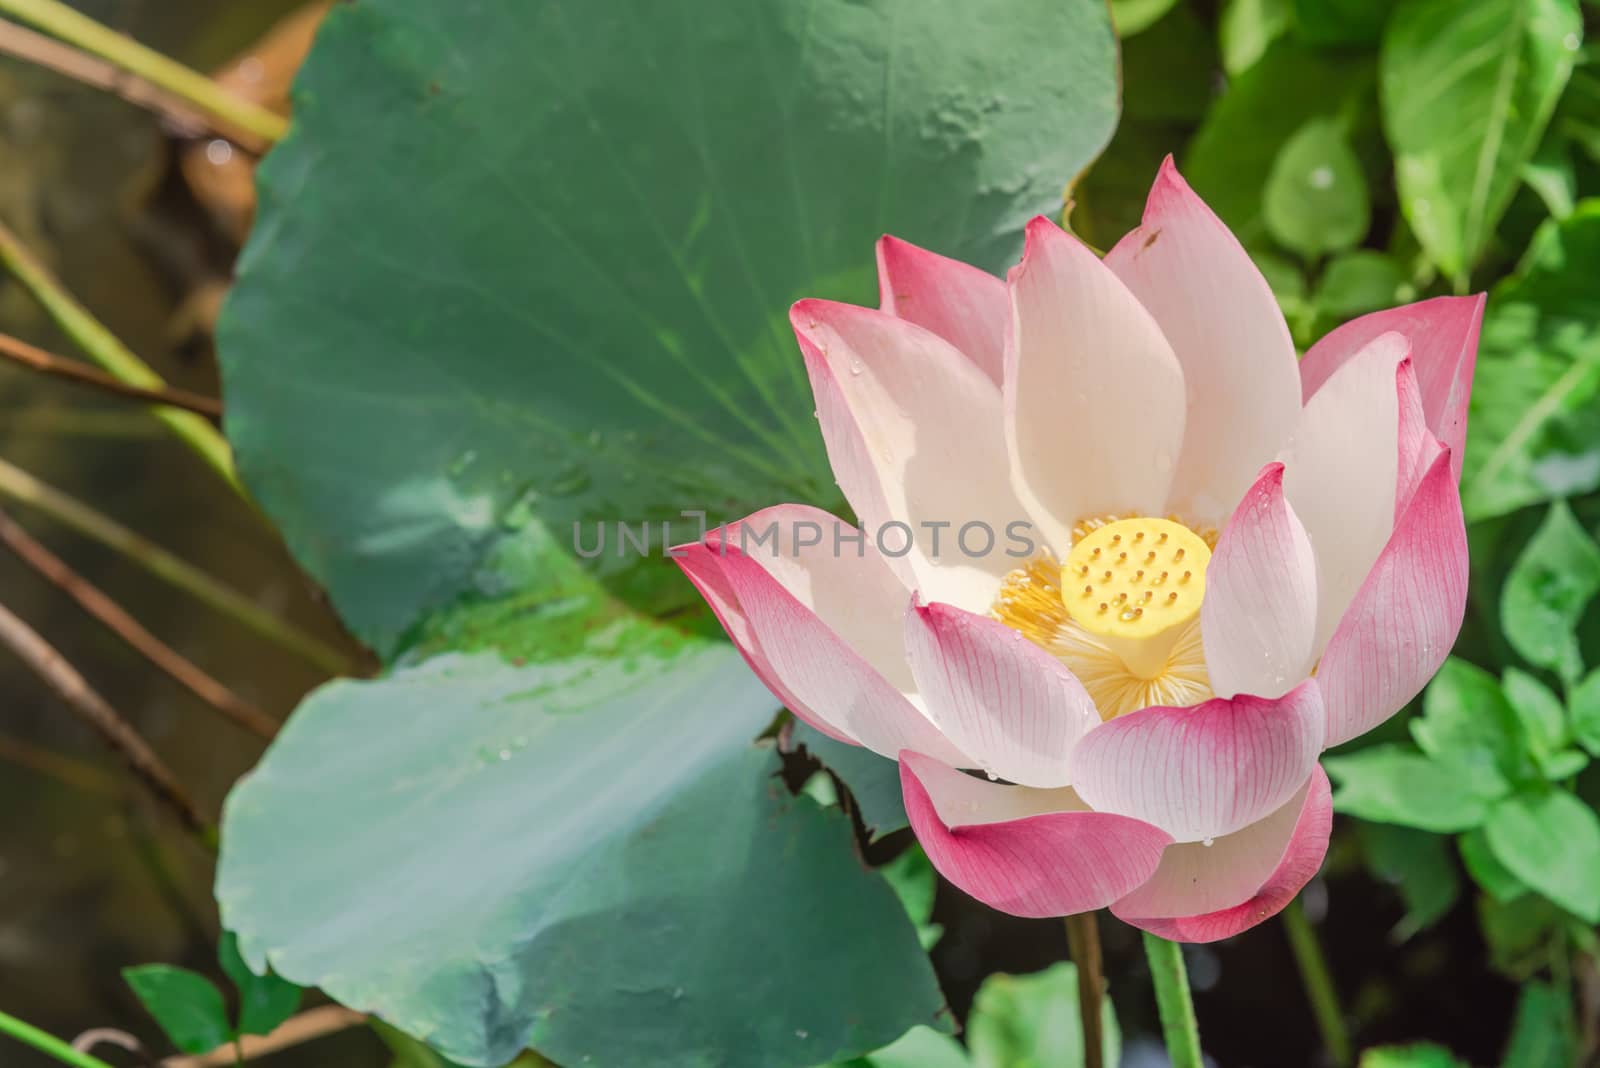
[1006, 217, 1186, 548]
[1278, 332, 1410, 655]
[794, 299, 1038, 613]
[1105, 158, 1302, 523]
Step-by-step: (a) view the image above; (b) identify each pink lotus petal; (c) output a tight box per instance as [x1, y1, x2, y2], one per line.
[674, 505, 968, 766]
[905, 599, 1100, 789]
[877, 235, 1007, 385]
[1394, 357, 1444, 518]
[900, 750, 1171, 919]
[1319, 448, 1468, 748]
[1006, 216, 1186, 547]
[1070, 681, 1325, 842]
[1105, 157, 1301, 523]
[1113, 766, 1332, 943]
[1279, 331, 1411, 655]
[792, 299, 1036, 613]
[1300, 295, 1484, 483]
[1202, 463, 1318, 700]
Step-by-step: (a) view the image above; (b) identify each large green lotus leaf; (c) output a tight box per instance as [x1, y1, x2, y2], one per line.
[217, 629, 946, 1067]
[1380, 0, 1580, 288]
[1463, 204, 1600, 521]
[219, 0, 1120, 657]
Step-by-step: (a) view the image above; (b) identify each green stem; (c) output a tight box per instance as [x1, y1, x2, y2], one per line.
[0, 0, 287, 144]
[0, 218, 238, 490]
[1283, 897, 1352, 1067]
[0, 1009, 117, 1068]
[1142, 931, 1203, 1068]
[0, 456, 354, 676]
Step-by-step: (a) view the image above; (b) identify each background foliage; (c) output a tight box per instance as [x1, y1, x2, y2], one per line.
[8, 0, 1600, 1065]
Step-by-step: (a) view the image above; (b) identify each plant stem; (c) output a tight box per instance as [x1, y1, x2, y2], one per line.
[1065, 912, 1105, 1068]
[0, 218, 238, 490]
[0, 507, 279, 739]
[1142, 931, 1203, 1068]
[0, 1008, 118, 1068]
[0, 329, 224, 416]
[0, 17, 271, 151]
[0, 596, 214, 839]
[0, 457, 354, 676]
[0, 0, 287, 144]
[1283, 897, 1353, 1067]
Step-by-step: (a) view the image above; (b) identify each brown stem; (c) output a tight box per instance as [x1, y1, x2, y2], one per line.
[0, 509, 278, 740]
[161, 1007, 366, 1067]
[0, 17, 271, 151]
[1065, 911, 1105, 1068]
[0, 596, 212, 838]
[0, 330, 224, 417]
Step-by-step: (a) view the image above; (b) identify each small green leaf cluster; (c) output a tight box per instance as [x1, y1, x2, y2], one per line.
[1328, 502, 1600, 986]
[122, 931, 301, 1056]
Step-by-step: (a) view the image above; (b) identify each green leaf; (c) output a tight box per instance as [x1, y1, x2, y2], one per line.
[372, 1020, 473, 1068]
[218, 0, 1122, 658]
[1459, 827, 1528, 901]
[122, 965, 232, 1056]
[1464, 207, 1600, 520]
[1358, 1045, 1467, 1068]
[967, 964, 1121, 1068]
[1219, 0, 1292, 76]
[1501, 981, 1576, 1068]
[1500, 501, 1600, 684]
[1264, 118, 1370, 258]
[1358, 823, 1460, 940]
[1484, 789, 1600, 922]
[1293, 0, 1391, 46]
[1411, 658, 1523, 794]
[1503, 668, 1568, 758]
[1326, 744, 1503, 832]
[1380, 0, 1581, 286]
[1477, 892, 1571, 977]
[1523, 138, 1577, 221]
[788, 720, 907, 840]
[1569, 667, 1600, 755]
[1313, 250, 1406, 320]
[218, 635, 947, 1067]
[1187, 39, 1375, 242]
[218, 931, 301, 1038]
[1111, 0, 1179, 37]
[815, 1027, 970, 1068]
[881, 846, 944, 951]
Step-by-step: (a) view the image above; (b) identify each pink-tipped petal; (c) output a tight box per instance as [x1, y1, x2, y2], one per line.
[1300, 295, 1484, 483]
[1105, 157, 1302, 523]
[1318, 449, 1468, 748]
[900, 750, 1172, 919]
[1113, 766, 1332, 943]
[1070, 681, 1325, 843]
[876, 235, 1007, 385]
[1278, 332, 1411, 655]
[1394, 357, 1443, 518]
[1006, 216, 1186, 546]
[905, 599, 1101, 789]
[674, 505, 968, 766]
[793, 300, 1036, 613]
[1202, 464, 1318, 700]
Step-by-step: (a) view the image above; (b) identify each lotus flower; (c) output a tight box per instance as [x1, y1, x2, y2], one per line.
[676, 159, 1478, 942]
